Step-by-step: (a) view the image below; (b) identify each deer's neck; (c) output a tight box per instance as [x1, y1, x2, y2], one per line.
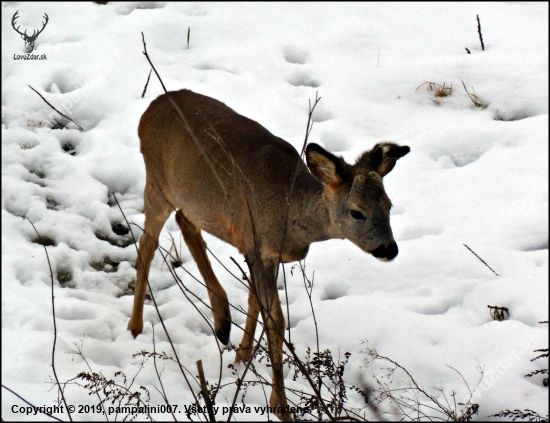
[289, 181, 336, 247]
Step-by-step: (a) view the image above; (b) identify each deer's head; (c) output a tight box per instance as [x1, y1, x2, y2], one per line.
[306, 142, 410, 260]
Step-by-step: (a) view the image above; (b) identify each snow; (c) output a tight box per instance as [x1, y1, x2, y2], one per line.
[2, 2, 548, 421]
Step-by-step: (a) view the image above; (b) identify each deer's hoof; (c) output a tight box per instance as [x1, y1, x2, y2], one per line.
[127, 321, 143, 338]
[215, 324, 230, 345]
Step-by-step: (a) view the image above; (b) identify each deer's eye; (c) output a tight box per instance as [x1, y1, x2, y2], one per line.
[350, 210, 366, 220]
[389, 204, 393, 211]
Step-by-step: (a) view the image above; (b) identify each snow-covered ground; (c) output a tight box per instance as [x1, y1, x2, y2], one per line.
[2, 2, 548, 421]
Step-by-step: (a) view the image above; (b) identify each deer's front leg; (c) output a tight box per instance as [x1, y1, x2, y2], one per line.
[248, 258, 291, 422]
[235, 284, 260, 363]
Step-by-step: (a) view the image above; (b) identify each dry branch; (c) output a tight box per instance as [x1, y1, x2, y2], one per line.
[477, 15, 485, 51]
[463, 244, 499, 276]
[26, 218, 73, 421]
[141, 69, 152, 98]
[28, 85, 84, 131]
[196, 360, 216, 422]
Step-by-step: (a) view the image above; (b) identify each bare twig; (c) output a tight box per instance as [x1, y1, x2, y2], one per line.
[363, 343, 483, 421]
[197, 360, 216, 422]
[187, 26, 191, 50]
[283, 339, 336, 421]
[63, 370, 152, 420]
[477, 15, 485, 51]
[52, 118, 67, 129]
[463, 244, 499, 276]
[491, 409, 548, 422]
[282, 263, 291, 345]
[152, 326, 177, 421]
[141, 69, 152, 98]
[28, 85, 84, 131]
[297, 261, 322, 418]
[26, 218, 73, 421]
[226, 327, 267, 422]
[65, 337, 109, 421]
[273, 92, 321, 285]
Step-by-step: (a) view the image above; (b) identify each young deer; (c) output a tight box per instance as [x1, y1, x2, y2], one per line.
[128, 89, 409, 421]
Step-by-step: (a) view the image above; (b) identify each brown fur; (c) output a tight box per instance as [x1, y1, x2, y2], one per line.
[127, 89, 409, 421]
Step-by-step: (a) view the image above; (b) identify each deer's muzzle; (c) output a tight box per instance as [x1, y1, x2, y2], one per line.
[371, 241, 398, 261]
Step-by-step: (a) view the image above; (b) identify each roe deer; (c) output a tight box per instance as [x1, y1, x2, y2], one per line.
[128, 89, 409, 421]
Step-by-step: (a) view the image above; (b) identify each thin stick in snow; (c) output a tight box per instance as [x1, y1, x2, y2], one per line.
[463, 244, 499, 276]
[476, 15, 485, 51]
[28, 85, 84, 131]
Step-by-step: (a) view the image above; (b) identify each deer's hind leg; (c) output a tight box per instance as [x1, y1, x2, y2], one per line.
[175, 210, 232, 344]
[128, 183, 172, 337]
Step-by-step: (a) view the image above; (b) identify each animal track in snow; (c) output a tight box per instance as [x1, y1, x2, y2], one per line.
[193, 61, 238, 74]
[113, 2, 166, 15]
[56, 267, 75, 288]
[287, 313, 308, 329]
[517, 240, 548, 252]
[320, 130, 350, 152]
[321, 283, 348, 301]
[409, 300, 455, 316]
[179, 4, 208, 16]
[30, 233, 56, 247]
[286, 68, 320, 88]
[95, 230, 135, 248]
[45, 194, 63, 211]
[428, 129, 493, 168]
[24, 166, 47, 187]
[60, 141, 78, 155]
[397, 224, 443, 242]
[90, 256, 121, 273]
[432, 144, 488, 168]
[55, 301, 98, 320]
[283, 44, 309, 64]
[311, 104, 334, 123]
[437, 152, 484, 168]
[52, 131, 82, 155]
[493, 106, 537, 122]
[44, 70, 83, 94]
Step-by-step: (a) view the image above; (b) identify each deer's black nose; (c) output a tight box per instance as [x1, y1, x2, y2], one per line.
[372, 242, 398, 261]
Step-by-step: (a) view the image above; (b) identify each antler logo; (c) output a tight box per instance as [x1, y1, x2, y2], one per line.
[12, 10, 49, 54]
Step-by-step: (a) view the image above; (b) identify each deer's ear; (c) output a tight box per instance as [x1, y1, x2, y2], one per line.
[306, 143, 347, 187]
[357, 142, 410, 177]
